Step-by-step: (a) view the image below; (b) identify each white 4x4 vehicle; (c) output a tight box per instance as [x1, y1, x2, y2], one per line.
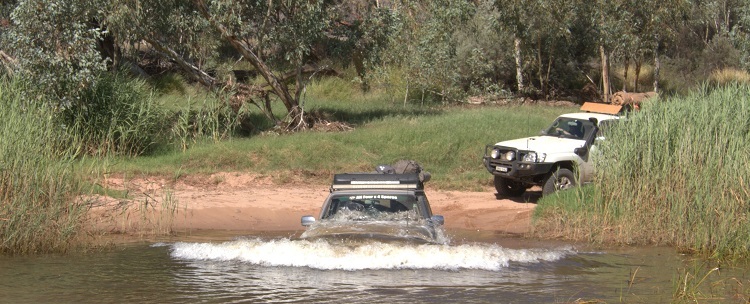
[483, 102, 622, 197]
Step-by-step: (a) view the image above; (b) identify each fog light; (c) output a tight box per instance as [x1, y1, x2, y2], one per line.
[523, 152, 537, 162]
[491, 149, 501, 159]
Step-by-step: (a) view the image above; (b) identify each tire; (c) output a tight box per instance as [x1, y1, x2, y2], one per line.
[494, 176, 526, 197]
[542, 168, 577, 196]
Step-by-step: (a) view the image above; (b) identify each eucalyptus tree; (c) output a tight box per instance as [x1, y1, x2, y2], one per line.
[1, 0, 109, 105]
[735, 1, 750, 69]
[591, 0, 687, 97]
[633, 0, 689, 92]
[687, 0, 750, 69]
[452, 0, 516, 94]
[494, 0, 528, 92]
[525, 0, 583, 98]
[494, 0, 586, 98]
[0, 1, 15, 76]
[382, 0, 475, 102]
[592, 0, 628, 101]
[100, 0, 314, 130]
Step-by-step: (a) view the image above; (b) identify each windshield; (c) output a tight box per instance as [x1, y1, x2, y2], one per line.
[322, 193, 420, 221]
[543, 117, 596, 140]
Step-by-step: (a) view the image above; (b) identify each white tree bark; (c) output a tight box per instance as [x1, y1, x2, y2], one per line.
[514, 35, 524, 92]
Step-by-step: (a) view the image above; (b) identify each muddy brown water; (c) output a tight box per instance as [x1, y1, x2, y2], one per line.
[0, 229, 747, 303]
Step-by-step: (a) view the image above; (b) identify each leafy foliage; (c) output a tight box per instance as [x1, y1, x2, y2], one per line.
[0, 0, 749, 122]
[3, 0, 108, 105]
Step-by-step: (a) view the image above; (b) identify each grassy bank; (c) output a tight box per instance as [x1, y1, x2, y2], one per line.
[534, 84, 750, 259]
[111, 77, 574, 191]
[0, 80, 90, 254]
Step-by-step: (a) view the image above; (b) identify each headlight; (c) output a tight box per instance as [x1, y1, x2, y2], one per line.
[503, 151, 515, 161]
[523, 152, 546, 162]
[490, 149, 501, 159]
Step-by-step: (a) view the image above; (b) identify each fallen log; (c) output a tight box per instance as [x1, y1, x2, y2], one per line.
[611, 91, 658, 107]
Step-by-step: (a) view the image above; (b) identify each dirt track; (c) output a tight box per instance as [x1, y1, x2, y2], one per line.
[91, 172, 539, 236]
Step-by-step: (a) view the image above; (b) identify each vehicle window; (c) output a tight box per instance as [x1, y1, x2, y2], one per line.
[418, 195, 433, 217]
[544, 117, 595, 139]
[324, 194, 419, 220]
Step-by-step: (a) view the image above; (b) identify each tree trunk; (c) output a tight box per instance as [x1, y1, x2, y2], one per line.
[600, 45, 610, 103]
[514, 35, 524, 92]
[634, 58, 642, 92]
[622, 56, 629, 92]
[195, 0, 306, 129]
[545, 52, 553, 99]
[145, 37, 276, 132]
[0, 50, 17, 76]
[352, 50, 369, 92]
[537, 38, 544, 96]
[653, 44, 660, 93]
[145, 38, 216, 87]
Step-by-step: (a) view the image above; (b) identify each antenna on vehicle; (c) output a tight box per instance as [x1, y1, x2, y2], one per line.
[526, 111, 530, 150]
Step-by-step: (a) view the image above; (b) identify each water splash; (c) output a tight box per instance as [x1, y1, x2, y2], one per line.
[169, 238, 575, 271]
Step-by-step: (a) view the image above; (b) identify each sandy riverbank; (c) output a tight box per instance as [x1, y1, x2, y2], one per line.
[89, 172, 539, 237]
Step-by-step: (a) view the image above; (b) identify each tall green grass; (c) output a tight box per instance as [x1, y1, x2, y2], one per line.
[534, 84, 750, 259]
[170, 96, 246, 151]
[0, 79, 89, 254]
[60, 73, 167, 156]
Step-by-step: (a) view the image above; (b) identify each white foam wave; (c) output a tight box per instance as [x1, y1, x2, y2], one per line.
[169, 238, 575, 271]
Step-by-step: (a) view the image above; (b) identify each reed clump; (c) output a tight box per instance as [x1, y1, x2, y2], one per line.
[0, 79, 89, 254]
[59, 73, 168, 157]
[534, 84, 750, 259]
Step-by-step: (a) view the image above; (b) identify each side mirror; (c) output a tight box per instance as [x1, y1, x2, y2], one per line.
[573, 117, 600, 158]
[431, 215, 444, 226]
[574, 146, 588, 156]
[301, 215, 316, 227]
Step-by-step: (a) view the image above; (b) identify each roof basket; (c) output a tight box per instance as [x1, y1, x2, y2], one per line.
[330, 160, 431, 192]
[330, 173, 424, 191]
[374, 160, 431, 183]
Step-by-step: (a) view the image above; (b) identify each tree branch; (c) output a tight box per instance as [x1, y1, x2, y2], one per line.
[193, 0, 297, 113]
[0, 50, 17, 76]
[143, 38, 217, 88]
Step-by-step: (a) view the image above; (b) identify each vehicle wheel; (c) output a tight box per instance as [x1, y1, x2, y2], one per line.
[542, 168, 577, 196]
[494, 176, 526, 197]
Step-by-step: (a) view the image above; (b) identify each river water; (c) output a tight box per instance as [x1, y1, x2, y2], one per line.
[0, 230, 746, 303]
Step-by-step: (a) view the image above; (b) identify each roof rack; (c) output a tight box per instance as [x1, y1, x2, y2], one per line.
[330, 173, 423, 191]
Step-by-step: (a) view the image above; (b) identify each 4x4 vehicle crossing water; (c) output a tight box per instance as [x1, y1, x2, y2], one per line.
[300, 167, 445, 244]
